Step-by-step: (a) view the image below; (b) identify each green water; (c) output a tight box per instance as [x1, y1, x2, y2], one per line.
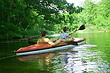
[0, 32, 110, 73]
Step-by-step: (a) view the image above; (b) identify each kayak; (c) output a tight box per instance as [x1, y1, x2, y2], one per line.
[16, 38, 86, 56]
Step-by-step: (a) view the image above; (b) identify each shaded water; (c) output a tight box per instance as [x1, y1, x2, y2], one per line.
[0, 32, 110, 73]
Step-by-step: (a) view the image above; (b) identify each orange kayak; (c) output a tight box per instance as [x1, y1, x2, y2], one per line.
[16, 38, 86, 56]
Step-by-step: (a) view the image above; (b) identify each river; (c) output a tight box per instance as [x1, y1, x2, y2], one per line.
[0, 32, 110, 73]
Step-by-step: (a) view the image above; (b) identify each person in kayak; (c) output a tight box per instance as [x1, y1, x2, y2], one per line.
[37, 31, 73, 46]
[37, 31, 61, 46]
[60, 27, 74, 39]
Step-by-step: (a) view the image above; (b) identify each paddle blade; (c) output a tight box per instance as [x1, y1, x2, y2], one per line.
[78, 25, 85, 30]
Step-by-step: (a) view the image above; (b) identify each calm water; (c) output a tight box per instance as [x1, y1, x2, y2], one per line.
[0, 32, 110, 73]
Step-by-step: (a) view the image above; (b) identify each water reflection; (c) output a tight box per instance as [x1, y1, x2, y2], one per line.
[17, 53, 55, 65]
[52, 45, 110, 73]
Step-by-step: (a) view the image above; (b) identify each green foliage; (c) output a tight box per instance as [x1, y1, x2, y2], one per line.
[78, 0, 110, 30]
[0, 0, 109, 40]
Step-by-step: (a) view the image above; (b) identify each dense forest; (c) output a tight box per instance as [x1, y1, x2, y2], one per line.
[0, 0, 110, 40]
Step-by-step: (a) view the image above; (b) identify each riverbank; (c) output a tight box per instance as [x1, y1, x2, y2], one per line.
[77, 29, 110, 33]
[0, 29, 110, 43]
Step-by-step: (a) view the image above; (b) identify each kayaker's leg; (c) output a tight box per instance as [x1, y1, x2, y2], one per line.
[60, 38, 74, 42]
[52, 38, 74, 46]
[52, 39, 63, 45]
[50, 38, 59, 42]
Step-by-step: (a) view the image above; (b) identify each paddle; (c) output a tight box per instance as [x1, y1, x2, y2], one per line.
[69, 25, 85, 35]
[79, 25, 85, 30]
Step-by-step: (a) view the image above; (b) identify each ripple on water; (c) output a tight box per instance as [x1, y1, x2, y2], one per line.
[56, 45, 110, 73]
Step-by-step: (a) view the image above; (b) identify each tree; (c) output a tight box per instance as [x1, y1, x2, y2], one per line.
[77, 0, 110, 30]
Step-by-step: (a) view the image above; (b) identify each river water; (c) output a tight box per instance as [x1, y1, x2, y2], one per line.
[0, 32, 110, 73]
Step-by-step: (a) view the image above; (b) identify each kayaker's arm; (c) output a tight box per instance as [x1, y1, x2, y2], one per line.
[44, 38, 56, 46]
[44, 38, 65, 46]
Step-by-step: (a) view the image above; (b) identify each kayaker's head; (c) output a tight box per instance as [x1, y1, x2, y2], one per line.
[62, 27, 67, 32]
[41, 31, 47, 37]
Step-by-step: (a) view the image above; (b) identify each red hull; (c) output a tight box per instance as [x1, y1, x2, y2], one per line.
[16, 43, 67, 52]
[16, 38, 85, 53]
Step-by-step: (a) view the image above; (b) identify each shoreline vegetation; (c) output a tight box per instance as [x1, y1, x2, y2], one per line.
[0, 29, 110, 43]
[0, 0, 109, 42]
[78, 29, 110, 33]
